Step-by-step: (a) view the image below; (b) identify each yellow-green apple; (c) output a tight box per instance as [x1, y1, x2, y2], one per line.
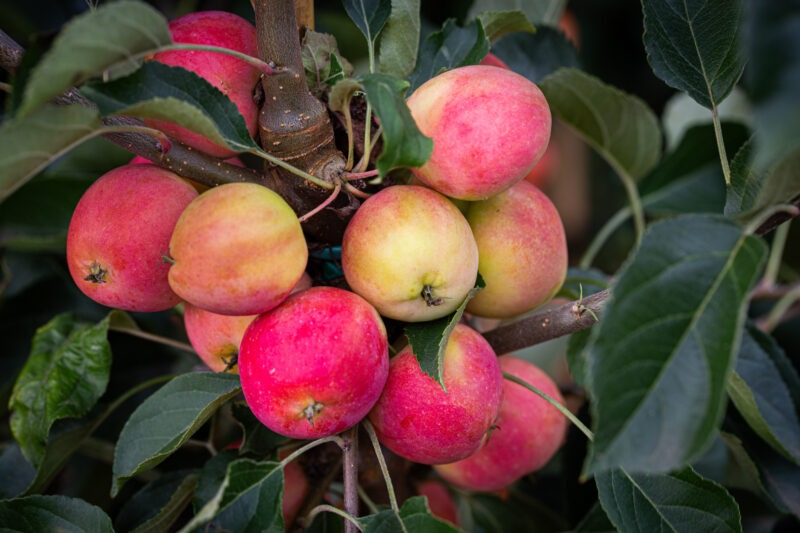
[416, 479, 459, 526]
[407, 64, 551, 200]
[168, 182, 308, 316]
[367, 324, 503, 464]
[341, 185, 478, 322]
[465, 180, 567, 318]
[148, 11, 261, 157]
[66, 164, 197, 312]
[239, 286, 389, 439]
[434, 355, 567, 492]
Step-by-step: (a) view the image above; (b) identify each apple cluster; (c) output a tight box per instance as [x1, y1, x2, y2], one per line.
[64, 9, 571, 503]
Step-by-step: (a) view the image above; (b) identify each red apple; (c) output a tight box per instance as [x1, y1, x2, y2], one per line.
[416, 479, 459, 526]
[66, 164, 197, 312]
[479, 53, 509, 69]
[465, 180, 567, 318]
[407, 64, 551, 200]
[341, 185, 479, 322]
[524, 139, 559, 188]
[434, 355, 567, 492]
[148, 11, 260, 157]
[368, 324, 503, 465]
[239, 286, 389, 439]
[168, 182, 308, 316]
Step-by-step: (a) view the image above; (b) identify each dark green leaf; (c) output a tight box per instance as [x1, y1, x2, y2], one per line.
[115, 470, 199, 533]
[492, 26, 578, 84]
[407, 19, 491, 94]
[751, 148, 800, 215]
[463, 491, 567, 532]
[468, 0, 566, 26]
[361, 73, 433, 175]
[82, 62, 257, 153]
[539, 68, 662, 181]
[567, 329, 593, 390]
[112, 372, 241, 496]
[17, 0, 171, 116]
[719, 431, 773, 501]
[572, 502, 615, 532]
[641, 0, 744, 109]
[359, 496, 459, 532]
[558, 267, 610, 301]
[343, 0, 392, 44]
[302, 30, 354, 94]
[725, 138, 761, 216]
[24, 419, 99, 496]
[728, 323, 800, 464]
[231, 402, 289, 456]
[9, 313, 112, 467]
[0, 104, 102, 203]
[477, 11, 536, 43]
[0, 494, 114, 532]
[596, 467, 742, 532]
[404, 275, 485, 389]
[584, 215, 767, 475]
[378, 0, 421, 78]
[726, 142, 800, 219]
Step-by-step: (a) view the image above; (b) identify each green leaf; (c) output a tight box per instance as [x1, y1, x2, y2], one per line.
[378, 0, 421, 78]
[302, 30, 354, 94]
[407, 19, 491, 94]
[112, 372, 241, 496]
[17, 0, 171, 117]
[725, 138, 760, 216]
[182, 457, 284, 533]
[468, 0, 566, 26]
[0, 104, 102, 203]
[231, 402, 289, 456]
[491, 27, 579, 84]
[360, 73, 433, 175]
[359, 496, 460, 533]
[404, 275, 485, 390]
[567, 329, 593, 390]
[539, 68, 662, 181]
[114, 470, 199, 533]
[0, 494, 114, 532]
[641, 0, 744, 109]
[596, 467, 742, 532]
[343, 0, 392, 45]
[477, 11, 536, 43]
[82, 62, 257, 153]
[751, 148, 800, 215]
[0, 445, 36, 499]
[572, 503, 615, 533]
[584, 215, 767, 476]
[9, 313, 112, 467]
[727, 323, 800, 464]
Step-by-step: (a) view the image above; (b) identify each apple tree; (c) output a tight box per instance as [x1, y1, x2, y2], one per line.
[1, 0, 799, 531]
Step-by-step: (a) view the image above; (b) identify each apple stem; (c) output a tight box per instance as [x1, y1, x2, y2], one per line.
[421, 285, 444, 307]
[303, 505, 364, 531]
[299, 182, 342, 223]
[342, 169, 380, 181]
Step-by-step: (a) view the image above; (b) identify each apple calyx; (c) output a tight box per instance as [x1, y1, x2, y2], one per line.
[302, 401, 325, 426]
[421, 284, 444, 307]
[83, 262, 108, 284]
[222, 351, 238, 372]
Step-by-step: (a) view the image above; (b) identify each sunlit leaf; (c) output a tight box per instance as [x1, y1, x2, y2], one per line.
[476, 11, 536, 43]
[378, 0, 421, 78]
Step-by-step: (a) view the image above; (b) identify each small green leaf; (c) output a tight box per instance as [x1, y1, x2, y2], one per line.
[17, 0, 172, 116]
[596, 467, 742, 532]
[728, 323, 800, 464]
[404, 275, 485, 389]
[343, 0, 392, 44]
[9, 313, 112, 467]
[468, 0, 566, 26]
[407, 19, 491, 94]
[328, 78, 364, 114]
[302, 30, 354, 94]
[491, 27, 579, 84]
[378, 0, 421, 78]
[112, 372, 241, 496]
[539, 68, 662, 181]
[0, 104, 102, 203]
[82, 62, 257, 153]
[360, 72, 433, 175]
[477, 11, 536, 43]
[0, 494, 114, 532]
[584, 215, 767, 476]
[725, 138, 761, 216]
[114, 470, 199, 533]
[358, 496, 460, 532]
[641, 0, 745, 109]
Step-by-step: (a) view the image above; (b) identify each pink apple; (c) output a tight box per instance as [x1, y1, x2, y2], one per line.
[434, 355, 567, 492]
[465, 180, 567, 318]
[479, 53, 509, 69]
[407, 64, 552, 200]
[148, 11, 261, 157]
[341, 185, 479, 322]
[66, 164, 197, 312]
[416, 480, 459, 526]
[239, 286, 389, 439]
[168, 182, 308, 316]
[368, 324, 503, 465]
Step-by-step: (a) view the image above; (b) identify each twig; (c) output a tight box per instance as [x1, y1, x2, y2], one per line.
[342, 425, 360, 533]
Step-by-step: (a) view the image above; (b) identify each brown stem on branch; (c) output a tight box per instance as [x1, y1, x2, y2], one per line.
[0, 30, 23, 73]
[342, 426, 359, 533]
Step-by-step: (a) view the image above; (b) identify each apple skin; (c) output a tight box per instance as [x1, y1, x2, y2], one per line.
[407, 64, 551, 200]
[416, 480, 459, 526]
[433, 355, 567, 492]
[465, 180, 567, 318]
[148, 11, 260, 158]
[239, 286, 389, 439]
[168, 182, 308, 316]
[367, 323, 503, 465]
[66, 164, 198, 312]
[341, 185, 479, 322]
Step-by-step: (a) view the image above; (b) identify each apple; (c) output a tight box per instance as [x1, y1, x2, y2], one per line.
[524, 139, 559, 188]
[341, 185, 479, 322]
[433, 355, 568, 492]
[168, 182, 308, 316]
[281, 449, 310, 527]
[464, 180, 568, 318]
[406, 64, 552, 200]
[416, 479, 459, 526]
[148, 11, 261, 158]
[66, 164, 198, 312]
[239, 286, 389, 439]
[479, 53, 509, 69]
[367, 323, 503, 465]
